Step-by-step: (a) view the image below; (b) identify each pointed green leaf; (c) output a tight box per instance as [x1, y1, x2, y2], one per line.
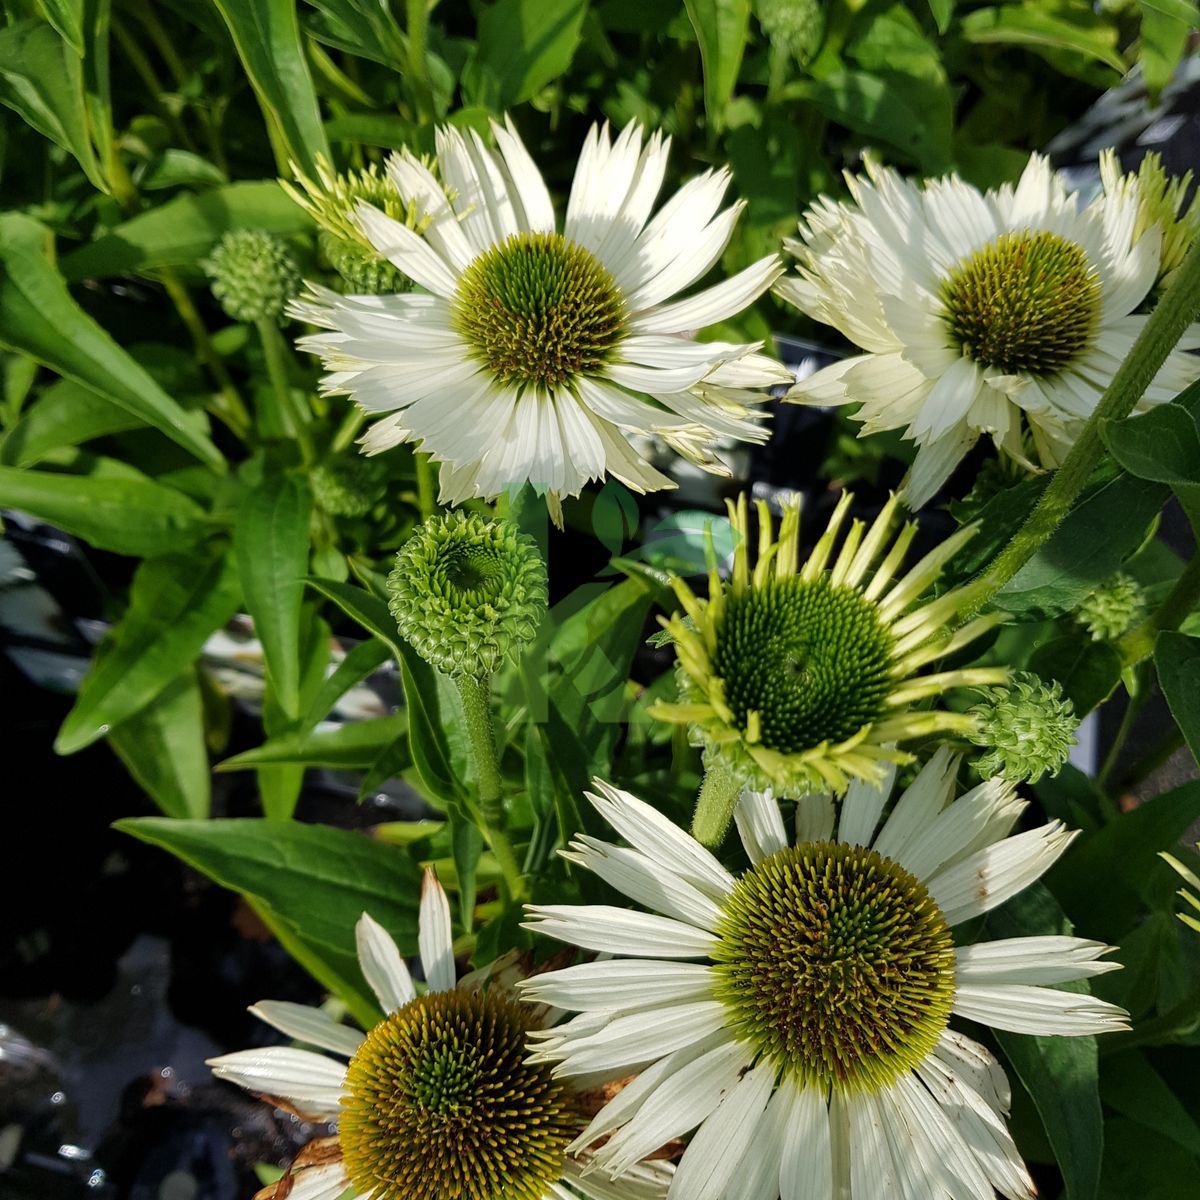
[56, 544, 241, 754]
[217, 715, 407, 770]
[1156, 632, 1200, 767]
[235, 473, 312, 719]
[0, 215, 223, 468]
[683, 0, 750, 130]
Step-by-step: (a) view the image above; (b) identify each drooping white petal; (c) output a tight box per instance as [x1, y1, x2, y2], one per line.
[932, 1030, 1012, 1116]
[846, 1090, 899, 1200]
[955, 937, 1120, 986]
[279, 1164, 353, 1200]
[249, 1001, 364, 1058]
[355, 912, 415, 1014]
[206, 1047, 347, 1118]
[953, 982, 1130, 1035]
[666, 1059, 777, 1200]
[779, 1078, 833, 1200]
[734, 788, 789, 865]
[418, 868, 456, 992]
[354, 202, 459, 298]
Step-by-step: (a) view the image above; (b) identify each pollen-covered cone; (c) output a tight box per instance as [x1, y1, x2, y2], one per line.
[207, 869, 671, 1200]
[650, 491, 1007, 795]
[522, 765, 1128, 1200]
[778, 153, 1200, 507]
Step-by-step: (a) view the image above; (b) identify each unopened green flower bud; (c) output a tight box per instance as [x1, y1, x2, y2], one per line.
[1076, 571, 1144, 641]
[967, 672, 1077, 784]
[310, 456, 387, 518]
[754, 0, 824, 63]
[203, 230, 301, 323]
[319, 230, 408, 296]
[387, 512, 547, 678]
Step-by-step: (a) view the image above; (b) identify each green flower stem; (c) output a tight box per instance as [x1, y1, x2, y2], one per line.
[415, 450, 436, 518]
[1116, 549, 1200, 666]
[331, 406, 366, 454]
[454, 673, 528, 901]
[257, 318, 315, 467]
[405, 0, 435, 121]
[692, 760, 743, 850]
[960, 233, 1200, 619]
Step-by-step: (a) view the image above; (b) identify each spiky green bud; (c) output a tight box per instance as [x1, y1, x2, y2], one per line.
[319, 230, 409, 295]
[967, 671, 1077, 784]
[203, 230, 302, 323]
[387, 513, 547, 678]
[1076, 571, 1144, 642]
[754, 0, 824, 63]
[310, 455, 387, 518]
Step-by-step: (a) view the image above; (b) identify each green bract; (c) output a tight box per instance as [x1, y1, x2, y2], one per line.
[1076, 571, 1145, 641]
[202, 229, 301, 323]
[387, 512, 547, 679]
[967, 671, 1077, 784]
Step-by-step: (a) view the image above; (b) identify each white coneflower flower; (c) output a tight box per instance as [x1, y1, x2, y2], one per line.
[778, 154, 1200, 507]
[209, 869, 670, 1200]
[522, 761, 1128, 1200]
[291, 119, 789, 517]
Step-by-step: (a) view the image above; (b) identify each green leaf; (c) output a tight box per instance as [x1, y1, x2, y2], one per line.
[2, 379, 149, 467]
[217, 715, 407, 770]
[993, 473, 1169, 619]
[1100, 1118, 1200, 1200]
[60, 182, 310, 280]
[682, 0, 750, 130]
[108, 669, 210, 819]
[213, 0, 330, 176]
[1027, 634, 1123, 715]
[56, 545, 241, 754]
[302, 636, 392, 731]
[0, 465, 209, 557]
[115, 816, 421, 1027]
[0, 214, 223, 468]
[1138, 0, 1197, 99]
[926, 0, 954, 33]
[37, 0, 85, 56]
[1049, 781, 1200, 938]
[235, 473, 312, 719]
[462, 0, 589, 110]
[1156, 632, 1200, 766]
[1101, 1051, 1200, 1158]
[960, 3, 1126, 74]
[987, 884, 1103, 1200]
[1102, 402, 1200, 532]
[0, 19, 105, 192]
[449, 809, 484, 931]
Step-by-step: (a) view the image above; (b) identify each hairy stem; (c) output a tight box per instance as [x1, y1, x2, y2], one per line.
[691, 759, 744, 850]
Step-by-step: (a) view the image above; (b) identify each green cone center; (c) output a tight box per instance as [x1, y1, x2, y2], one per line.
[710, 577, 895, 751]
[339, 989, 576, 1200]
[453, 231, 626, 389]
[940, 229, 1101, 375]
[713, 842, 956, 1092]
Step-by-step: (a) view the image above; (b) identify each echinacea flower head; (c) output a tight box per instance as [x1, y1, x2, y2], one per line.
[203, 229, 301, 323]
[650, 491, 1008, 795]
[208, 869, 671, 1200]
[1076, 569, 1145, 641]
[387, 511, 548, 679]
[779, 154, 1200, 507]
[523, 766, 1129, 1200]
[290, 118, 790, 514]
[967, 671, 1077, 784]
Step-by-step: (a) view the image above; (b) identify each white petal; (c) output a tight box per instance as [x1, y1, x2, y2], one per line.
[585, 780, 735, 900]
[386, 150, 475, 271]
[249, 1001, 364, 1058]
[872, 747, 959, 862]
[607, 358, 717, 394]
[953, 982, 1129, 1035]
[563, 837, 725, 930]
[904, 424, 978, 509]
[355, 912, 415, 1014]
[633, 256, 783, 335]
[519, 959, 716, 1012]
[795, 792, 836, 843]
[354, 202, 459, 298]
[723, 1085, 791, 1200]
[838, 767, 895, 847]
[206, 1047, 346, 1118]
[419, 868, 456, 992]
[492, 115, 555, 233]
[779, 1079, 832, 1200]
[926, 823, 1077, 925]
[846, 1090, 899, 1200]
[955, 937, 1120, 986]
[281, 1164, 352, 1200]
[666, 1059, 777, 1200]
[589, 1035, 750, 1175]
[525, 904, 717, 958]
[735, 789, 788, 865]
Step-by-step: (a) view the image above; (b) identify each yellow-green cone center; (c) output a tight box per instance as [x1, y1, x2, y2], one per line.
[710, 578, 895, 751]
[453, 231, 626, 389]
[339, 989, 576, 1200]
[940, 229, 1102, 375]
[713, 843, 956, 1092]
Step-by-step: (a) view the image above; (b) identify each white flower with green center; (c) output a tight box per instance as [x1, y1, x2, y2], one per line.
[651, 491, 1008, 802]
[290, 118, 789, 516]
[522, 763, 1129, 1200]
[208, 870, 670, 1200]
[778, 154, 1200, 507]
